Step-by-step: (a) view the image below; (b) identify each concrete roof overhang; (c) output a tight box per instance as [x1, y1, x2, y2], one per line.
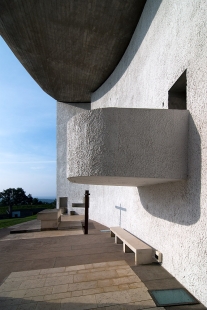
[0, 0, 146, 103]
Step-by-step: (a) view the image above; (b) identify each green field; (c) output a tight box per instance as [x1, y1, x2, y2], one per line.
[0, 204, 55, 215]
[0, 204, 55, 229]
[0, 215, 37, 229]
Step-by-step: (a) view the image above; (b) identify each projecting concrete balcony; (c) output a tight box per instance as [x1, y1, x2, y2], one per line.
[67, 108, 188, 187]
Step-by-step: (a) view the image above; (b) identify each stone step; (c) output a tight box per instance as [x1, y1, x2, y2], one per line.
[58, 221, 83, 230]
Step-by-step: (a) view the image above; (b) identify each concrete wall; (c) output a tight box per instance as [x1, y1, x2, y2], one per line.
[57, 0, 207, 305]
[56, 102, 90, 212]
[88, 0, 207, 306]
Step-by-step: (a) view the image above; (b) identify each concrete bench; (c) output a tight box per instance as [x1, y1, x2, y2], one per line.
[110, 227, 153, 265]
[37, 209, 61, 230]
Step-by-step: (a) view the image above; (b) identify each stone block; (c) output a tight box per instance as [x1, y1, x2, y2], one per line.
[37, 209, 61, 221]
[41, 220, 59, 230]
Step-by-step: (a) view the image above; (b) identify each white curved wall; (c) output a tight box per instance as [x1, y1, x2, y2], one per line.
[57, 102, 90, 211]
[89, 0, 207, 306]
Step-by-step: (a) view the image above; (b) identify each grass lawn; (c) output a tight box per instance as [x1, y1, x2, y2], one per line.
[0, 204, 55, 215]
[0, 215, 37, 229]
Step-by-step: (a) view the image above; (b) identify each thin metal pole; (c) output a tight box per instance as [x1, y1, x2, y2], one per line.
[84, 190, 90, 234]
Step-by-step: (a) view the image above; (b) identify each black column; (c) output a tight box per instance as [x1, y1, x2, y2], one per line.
[84, 190, 90, 234]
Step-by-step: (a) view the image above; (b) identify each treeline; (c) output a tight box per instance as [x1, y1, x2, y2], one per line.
[0, 188, 55, 206]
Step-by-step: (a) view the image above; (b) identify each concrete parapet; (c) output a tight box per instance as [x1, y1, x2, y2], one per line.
[67, 108, 188, 186]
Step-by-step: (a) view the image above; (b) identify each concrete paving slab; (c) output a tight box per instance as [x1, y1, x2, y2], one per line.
[1, 229, 84, 241]
[0, 219, 205, 309]
[0, 261, 159, 309]
[131, 265, 173, 281]
[143, 278, 184, 290]
[9, 220, 41, 234]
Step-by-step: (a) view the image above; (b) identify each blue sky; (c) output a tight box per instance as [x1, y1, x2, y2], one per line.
[0, 37, 56, 199]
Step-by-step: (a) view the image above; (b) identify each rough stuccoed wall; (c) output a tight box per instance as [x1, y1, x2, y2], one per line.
[56, 102, 89, 211]
[67, 108, 188, 186]
[89, 0, 207, 306]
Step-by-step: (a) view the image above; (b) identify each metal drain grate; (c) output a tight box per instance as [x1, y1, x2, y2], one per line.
[148, 288, 199, 307]
[100, 229, 110, 233]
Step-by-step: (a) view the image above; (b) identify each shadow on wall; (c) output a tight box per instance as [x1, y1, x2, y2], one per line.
[66, 102, 91, 110]
[115, 204, 127, 227]
[138, 114, 201, 225]
[93, 0, 162, 99]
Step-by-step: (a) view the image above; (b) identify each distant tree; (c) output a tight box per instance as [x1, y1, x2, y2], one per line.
[32, 198, 42, 205]
[14, 188, 28, 205]
[0, 188, 52, 208]
[0, 188, 16, 206]
[27, 194, 33, 205]
[0, 187, 27, 206]
[0, 188, 36, 206]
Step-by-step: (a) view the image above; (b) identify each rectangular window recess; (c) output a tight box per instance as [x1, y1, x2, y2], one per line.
[148, 288, 199, 307]
[168, 70, 187, 109]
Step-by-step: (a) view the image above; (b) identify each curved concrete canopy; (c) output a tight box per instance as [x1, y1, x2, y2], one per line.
[0, 0, 146, 103]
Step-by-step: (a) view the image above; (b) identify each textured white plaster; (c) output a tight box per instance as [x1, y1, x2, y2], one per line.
[67, 108, 188, 186]
[57, 0, 207, 305]
[56, 102, 90, 212]
[88, 0, 207, 306]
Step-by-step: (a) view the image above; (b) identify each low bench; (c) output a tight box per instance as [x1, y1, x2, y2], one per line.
[71, 203, 85, 215]
[37, 209, 61, 230]
[110, 227, 153, 265]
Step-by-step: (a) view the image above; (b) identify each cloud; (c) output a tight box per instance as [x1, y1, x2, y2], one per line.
[30, 166, 45, 170]
[0, 150, 56, 164]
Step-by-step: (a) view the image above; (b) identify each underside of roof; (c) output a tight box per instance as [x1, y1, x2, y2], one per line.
[0, 0, 146, 103]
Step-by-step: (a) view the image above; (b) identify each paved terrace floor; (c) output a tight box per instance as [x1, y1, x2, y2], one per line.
[0, 219, 206, 310]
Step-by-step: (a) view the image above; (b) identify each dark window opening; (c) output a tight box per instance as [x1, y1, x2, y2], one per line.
[168, 70, 187, 109]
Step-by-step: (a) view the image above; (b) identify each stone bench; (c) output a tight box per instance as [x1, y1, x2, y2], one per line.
[37, 209, 61, 230]
[110, 227, 153, 265]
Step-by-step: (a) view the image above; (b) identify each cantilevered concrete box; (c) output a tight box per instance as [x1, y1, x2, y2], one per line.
[67, 108, 188, 187]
